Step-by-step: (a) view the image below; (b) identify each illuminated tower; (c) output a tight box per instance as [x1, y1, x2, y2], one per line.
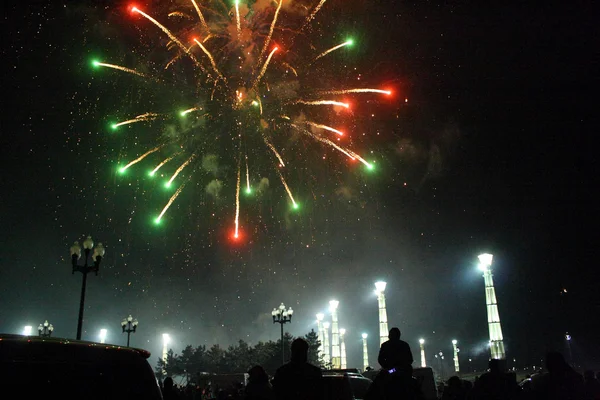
[362, 333, 369, 371]
[329, 300, 341, 369]
[162, 333, 170, 375]
[316, 313, 325, 363]
[99, 328, 107, 344]
[375, 281, 388, 346]
[478, 253, 505, 359]
[323, 322, 331, 368]
[339, 328, 347, 369]
[452, 339, 460, 372]
[419, 338, 427, 368]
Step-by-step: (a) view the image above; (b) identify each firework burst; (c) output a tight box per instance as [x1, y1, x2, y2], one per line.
[93, 0, 393, 241]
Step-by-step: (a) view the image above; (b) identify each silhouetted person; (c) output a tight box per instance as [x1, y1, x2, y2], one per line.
[530, 351, 584, 400]
[272, 337, 324, 400]
[584, 370, 600, 400]
[245, 365, 275, 400]
[467, 359, 519, 400]
[377, 327, 414, 377]
[442, 376, 467, 400]
[162, 376, 181, 400]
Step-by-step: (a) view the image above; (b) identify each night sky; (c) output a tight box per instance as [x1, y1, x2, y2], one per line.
[1, 0, 596, 372]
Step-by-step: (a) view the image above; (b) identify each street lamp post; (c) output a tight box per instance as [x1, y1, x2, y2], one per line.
[477, 253, 505, 360]
[38, 320, 54, 337]
[362, 333, 369, 371]
[419, 338, 426, 368]
[272, 303, 294, 365]
[339, 328, 347, 369]
[329, 300, 341, 369]
[70, 236, 105, 340]
[452, 339, 460, 372]
[374, 281, 388, 346]
[121, 315, 139, 347]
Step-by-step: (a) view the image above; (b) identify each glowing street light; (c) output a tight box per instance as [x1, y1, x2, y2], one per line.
[323, 322, 331, 368]
[121, 315, 139, 347]
[339, 328, 347, 369]
[38, 320, 54, 337]
[316, 313, 325, 363]
[99, 328, 107, 344]
[272, 303, 294, 364]
[329, 300, 341, 369]
[362, 333, 369, 371]
[23, 325, 33, 336]
[477, 253, 505, 359]
[452, 339, 460, 372]
[419, 338, 426, 367]
[69, 236, 106, 340]
[374, 281, 388, 346]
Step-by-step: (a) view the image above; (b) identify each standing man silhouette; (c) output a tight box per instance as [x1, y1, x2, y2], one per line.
[272, 338, 324, 400]
[377, 327, 414, 377]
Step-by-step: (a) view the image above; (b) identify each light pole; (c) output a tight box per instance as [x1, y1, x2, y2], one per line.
[99, 328, 107, 344]
[70, 236, 106, 340]
[435, 351, 445, 380]
[162, 333, 170, 376]
[323, 321, 331, 368]
[565, 333, 573, 365]
[121, 315, 139, 347]
[419, 338, 426, 367]
[339, 328, 347, 369]
[478, 253, 505, 359]
[272, 303, 294, 365]
[23, 325, 33, 336]
[362, 333, 369, 371]
[375, 281, 388, 346]
[452, 339, 460, 372]
[316, 313, 325, 363]
[329, 300, 341, 369]
[38, 320, 54, 337]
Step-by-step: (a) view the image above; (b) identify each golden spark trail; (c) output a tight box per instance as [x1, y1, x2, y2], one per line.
[234, 156, 241, 238]
[302, 0, 327, 29]
[151, 155, 177, 175]
[263, 135, 285, 167]
[276, 168, 297, 208]
[168, 12, 189, 18]
[113, 113, 159, 128]
[282, 62, 298, 76]
[290, 123, 355, 160]
[313, 40, 352, 62]
[293, 100, 349, 108]
[319, 88, 392, 95]
[306, 121, 345, 136]
[156, 182, 187, 222]
[253, 47, 278, 88]
[181, 107, 199, 116]
[131, 7, 203, 70]
[93, 61, 148, 78]
[167, 154, 195, 185]
[121, 146, 163, 171]
[245, 155, 250, 192]
[190, 0, 209, 32]
[260, 0, 284, 60]
[235, 0, 241, 39]
[193, 38, 224, 79]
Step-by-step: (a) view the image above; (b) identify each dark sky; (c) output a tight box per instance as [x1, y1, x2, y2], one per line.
[1, 0, 596, 372]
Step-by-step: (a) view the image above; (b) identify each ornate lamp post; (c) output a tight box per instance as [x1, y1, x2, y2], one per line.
[452, 339, 460, 372]
[339, 328, 347, 369]
[70, 236, 105, 340]
[38, 320, 54, 337]
[362, 333, 369, 371]
[374, 281, 388, 346]
[272, 303, 294, 365]
[121, 315, 139, 347]
[419, 338, 426, 367]
[478, 253, 505, 360]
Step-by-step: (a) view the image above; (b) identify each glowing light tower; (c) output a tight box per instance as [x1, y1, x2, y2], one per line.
[375, 281, 388, 346]
[339, 328, 347, 369]
[478, 253, 505, 359]
[362, 333, 369, 371]
[452, 339, 460, 372]
[162, 333, 170, 376]
[316, 313, 325, 363]
[99, 328, 107, 344]
[23, 326, 33, 336]
[419, 338, 427, 367]
[38, 321, 54, 337]
[329, 300, 341, 369]
[323, 322, 331, 368]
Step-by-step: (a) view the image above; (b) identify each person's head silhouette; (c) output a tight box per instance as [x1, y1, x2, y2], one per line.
[388, 327, 401, 340]
[290, 337, 309, 363]
[164, 376, 174, 390]
[545, 351, 570, 374]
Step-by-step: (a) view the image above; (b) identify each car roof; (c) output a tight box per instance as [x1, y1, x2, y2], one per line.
[0, 333, 152, 359]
